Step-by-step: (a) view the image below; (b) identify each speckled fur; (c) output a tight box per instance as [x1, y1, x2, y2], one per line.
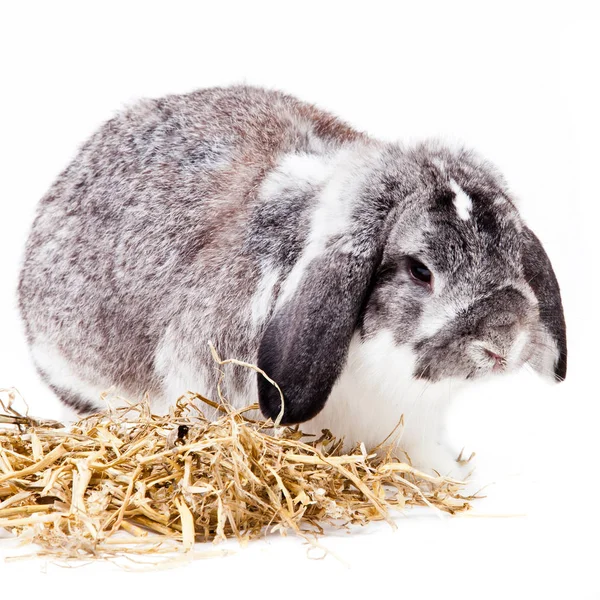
[18, 85, 566, 475]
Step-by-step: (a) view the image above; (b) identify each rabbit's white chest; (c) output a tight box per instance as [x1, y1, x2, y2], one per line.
[303, 329, 463, 475]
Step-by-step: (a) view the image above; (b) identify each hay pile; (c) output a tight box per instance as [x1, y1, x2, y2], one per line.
[0, 386, 472, 562]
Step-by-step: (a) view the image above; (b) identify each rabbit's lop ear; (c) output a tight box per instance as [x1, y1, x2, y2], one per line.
[257, 205, 390, 424]
[521, 227, 567, 381]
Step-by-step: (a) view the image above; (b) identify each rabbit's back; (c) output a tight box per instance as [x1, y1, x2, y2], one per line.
[18, 86, 363, 412]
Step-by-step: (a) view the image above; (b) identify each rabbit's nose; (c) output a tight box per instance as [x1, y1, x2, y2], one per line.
[483, 347, 507, 371]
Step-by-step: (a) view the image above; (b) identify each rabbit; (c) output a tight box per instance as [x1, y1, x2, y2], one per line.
[18, 85, 567, 478]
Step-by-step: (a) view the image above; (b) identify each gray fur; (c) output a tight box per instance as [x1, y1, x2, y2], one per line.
[18, 85, 567, 424]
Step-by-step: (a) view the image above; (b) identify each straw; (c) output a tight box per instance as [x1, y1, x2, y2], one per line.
[0, 381, 473, 562]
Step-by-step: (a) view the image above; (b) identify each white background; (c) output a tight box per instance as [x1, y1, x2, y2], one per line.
[0, 1, 598, 598]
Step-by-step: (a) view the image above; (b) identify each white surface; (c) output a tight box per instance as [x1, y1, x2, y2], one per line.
[0, 2, 599, 598]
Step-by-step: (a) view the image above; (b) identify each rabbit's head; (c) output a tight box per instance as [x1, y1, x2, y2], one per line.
[257, 142, 567, 424]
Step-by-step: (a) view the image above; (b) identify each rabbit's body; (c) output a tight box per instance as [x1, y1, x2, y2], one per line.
[19, 86, 567, 476]
[20, 87, 357, 406]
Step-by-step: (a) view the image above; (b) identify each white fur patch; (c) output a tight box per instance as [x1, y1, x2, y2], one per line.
[154, 334, 210, 412]
[273, 156, 345, 307]
[450, 179, 473, 220]
[251, 263, 280, 328]
[528, 324, 560, 379]
[260, 152, 332, 200]
[301, 330, 465, 476]
[508, 330, 529, 367]
[418, 302, 459, 338]
[270, 147, 380, 308]
[31, 338, 107, 406]
[516, 281, 539, 307]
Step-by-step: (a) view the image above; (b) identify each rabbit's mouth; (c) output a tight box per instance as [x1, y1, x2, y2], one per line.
[484, 348, 508, 372]
[412, 329, 533, 382]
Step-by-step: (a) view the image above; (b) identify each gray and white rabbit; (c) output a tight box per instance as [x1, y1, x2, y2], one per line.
[18, 85, 567, 478]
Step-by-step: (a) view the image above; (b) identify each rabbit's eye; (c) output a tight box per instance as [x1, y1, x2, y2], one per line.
[408, 258, 432, 286]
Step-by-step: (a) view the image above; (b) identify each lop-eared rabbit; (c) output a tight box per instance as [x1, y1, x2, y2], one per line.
[19, 86, 567, 477]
